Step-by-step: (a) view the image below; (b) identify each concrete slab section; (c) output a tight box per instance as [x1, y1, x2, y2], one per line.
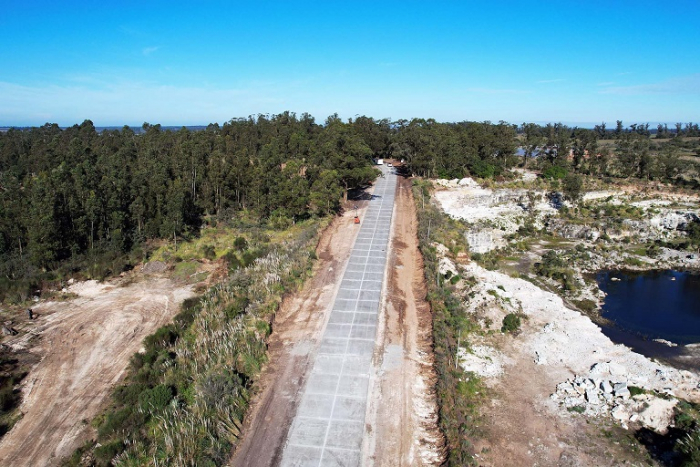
[336, 288, 360, 301]
[336, 374, 370, 399]
[362, 272, 384, 282]
[358, 290, 381, 301]
[313, 355, 345, 375]
[281, 167, 396, 467]
[341, 354, 373, 376]
[333, 396, 366, 421]
[349, 324, 376, 340]
[321, 448, 361, 467]
[318, 338, 348, 355]
[362, 280, 382, 292]
[352, 312, 378, 326]
[343, 271, 364, 281]
[325, 420, 364, 450]
[345, 339, 374, 356]
[288, 418, 329, 446]
[328, 310, 355, 324]
[344, 263, 366, 273]
[297, 393, 335, 419]
[325, 323, 352, 339]
[339, 279, 362, 289]
[280, 444, 323, 467]
[347, 256, 367, 266]
[332, 299, 357, 312]
[306, 373, 340, 395]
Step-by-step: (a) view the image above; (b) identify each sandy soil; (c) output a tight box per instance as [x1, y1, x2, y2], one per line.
[364, 174, 444, 466]
[229, 204, 368, 467]
[0, 274, 196, 467]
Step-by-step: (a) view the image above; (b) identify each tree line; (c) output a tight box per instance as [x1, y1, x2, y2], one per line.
[0, 113, 379, 288]
[1, 113, 696, 298]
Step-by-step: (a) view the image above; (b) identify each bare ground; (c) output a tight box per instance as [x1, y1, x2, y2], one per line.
[0, 271, 198, 467]
[364, 174, 444, 466]
[229, 204, 368, 467]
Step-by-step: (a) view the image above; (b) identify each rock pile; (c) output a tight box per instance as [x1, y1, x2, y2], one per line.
[551, 374, 631, 417]
[551, 361, 684, 432]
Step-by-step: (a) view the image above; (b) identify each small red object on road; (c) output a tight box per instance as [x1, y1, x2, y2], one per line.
[354, 216, 360, 224]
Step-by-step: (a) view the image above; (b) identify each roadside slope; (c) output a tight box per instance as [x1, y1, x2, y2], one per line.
[0, 277, 194, 467]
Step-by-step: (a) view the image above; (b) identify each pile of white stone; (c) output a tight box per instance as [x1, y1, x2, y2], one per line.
[550, 361, 682, 432]
[551, 374, 631, 417]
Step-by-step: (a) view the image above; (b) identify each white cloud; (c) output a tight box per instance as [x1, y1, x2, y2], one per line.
[142, 46, 160, 56]
[599, 74, 700, 95]
[467, 87, 528, 95]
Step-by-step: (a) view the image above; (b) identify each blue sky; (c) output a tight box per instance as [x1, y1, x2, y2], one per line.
[1, 0, 698, 126]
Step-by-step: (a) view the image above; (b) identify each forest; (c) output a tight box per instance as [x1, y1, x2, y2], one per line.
[1, 113, 698, 301]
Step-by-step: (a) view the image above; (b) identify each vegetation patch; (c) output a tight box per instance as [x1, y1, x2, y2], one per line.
[413, 180, 484, 466]
[63, 219, 323, 466]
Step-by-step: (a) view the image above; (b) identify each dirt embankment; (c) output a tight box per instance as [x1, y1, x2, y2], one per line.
[230, 204, 368, 467]
[364, 174, 444, 466]
[0, 275, 195, 467]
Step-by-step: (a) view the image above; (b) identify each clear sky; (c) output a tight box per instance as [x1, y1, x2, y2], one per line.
[1, 0, 698, 127]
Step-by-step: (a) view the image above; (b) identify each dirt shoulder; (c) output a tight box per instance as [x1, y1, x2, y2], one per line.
[229, 205, 368, 467]
[364, 174, 444, 466]
[0, 274, 195, 467]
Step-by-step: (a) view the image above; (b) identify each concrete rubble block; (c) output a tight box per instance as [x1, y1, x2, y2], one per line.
[591, 363, 610, 375]
[564, 396, 585, 408]
[534, 351, 547, 365]
[608, 362, 627, 376]
[611, 405, 630, 422]
[557, 382, 574, 393]
[601, 380, 613, 394]
[614, 382, 630, 399]
[586, 388, 601, 405]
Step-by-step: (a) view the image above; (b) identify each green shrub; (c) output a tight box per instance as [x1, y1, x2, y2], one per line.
[0, 385, 17, 413]
[543, 165, 568, 180]
[501, 313, 521, 333]
[98, 407, 144, 438]
[138, 384, 173, 413]
[112, 383, 149, 406]
[572, 299, 597, 313]
[201, 245, 216, 260]
[233, 236, 248, 251]
[223, 250, 241, 270]
[144, 325, 177, 350]
[94, 440, 123, 467]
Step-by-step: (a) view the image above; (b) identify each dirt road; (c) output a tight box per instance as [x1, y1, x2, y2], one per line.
[230, 206, 367, 467]
[0, 276, 194, 466]
[364, 174, 444, 466]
